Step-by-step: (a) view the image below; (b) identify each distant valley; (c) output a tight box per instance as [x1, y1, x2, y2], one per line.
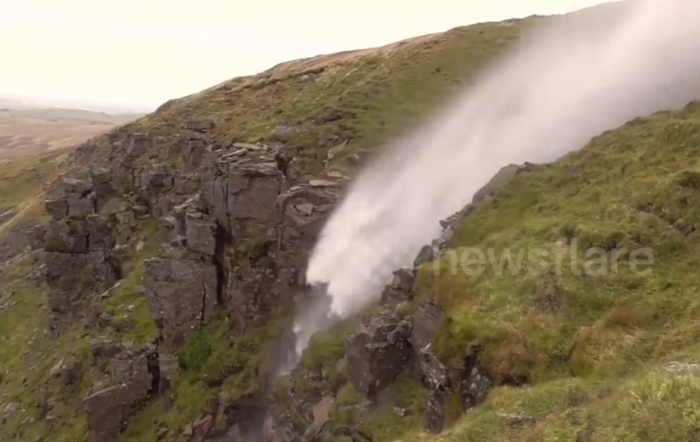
[0, 105, 145, 159]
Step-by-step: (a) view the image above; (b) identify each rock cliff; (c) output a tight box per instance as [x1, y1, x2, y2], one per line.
[3, 5, 700, 442]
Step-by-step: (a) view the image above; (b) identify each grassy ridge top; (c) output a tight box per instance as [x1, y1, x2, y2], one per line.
[131, 20, 537, 173]
[400, 101, 700, 442]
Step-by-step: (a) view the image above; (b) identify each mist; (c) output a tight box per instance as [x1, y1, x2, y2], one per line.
[292, 0, 700, 356]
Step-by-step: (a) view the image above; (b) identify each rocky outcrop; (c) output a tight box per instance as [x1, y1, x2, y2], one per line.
[29, 112, 542, 442]
[380, 269, 416, 304]
[346, 313, 413, 401]
[144, 247, 217, 347]
[82, 342, 159, 442]
[410, 303, 450, 433]
[42, 174, 139, 336]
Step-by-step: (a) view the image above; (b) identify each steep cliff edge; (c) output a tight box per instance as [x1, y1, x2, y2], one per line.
[2, 5, 700, 442]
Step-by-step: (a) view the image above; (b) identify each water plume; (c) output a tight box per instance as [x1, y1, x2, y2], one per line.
[294, 0, 700, 357]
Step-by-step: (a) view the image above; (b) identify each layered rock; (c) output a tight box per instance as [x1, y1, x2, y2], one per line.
[144, 246, 217, 347]
[43, 174, 138, 336]
[82, 343, 158, 442]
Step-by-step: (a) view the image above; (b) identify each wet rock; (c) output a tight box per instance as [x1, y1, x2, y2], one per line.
[411, 302, 450, 433]
[381, 269, 415, 303]
[346, 314, 412, 401]
[277, 184, 339, 291]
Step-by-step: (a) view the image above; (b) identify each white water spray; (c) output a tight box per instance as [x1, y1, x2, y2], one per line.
[293, 0, 700, 358]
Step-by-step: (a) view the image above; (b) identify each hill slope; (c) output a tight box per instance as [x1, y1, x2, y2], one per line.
[1, 4, 700, 442]
[398, 100, 700, 442]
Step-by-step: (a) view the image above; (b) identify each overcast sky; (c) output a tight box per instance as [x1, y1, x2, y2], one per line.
[0, 0, 612, 110]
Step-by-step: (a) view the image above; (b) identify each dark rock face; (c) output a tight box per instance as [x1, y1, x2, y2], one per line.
[82, 343, 158, 442]
[42, 173, 138, 336]
[31, 131, 527, 441]
[144, 251, 217, 347]
[380, 269, 416, 303]
[410, 303, 449, 433]
[346, 313, 413, 401]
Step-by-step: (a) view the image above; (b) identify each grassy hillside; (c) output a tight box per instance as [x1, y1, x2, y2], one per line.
[0, 149, 68, 238]
[397, 101, 700, 442]
[0, 17, 538, 442]
[2, 4, 700, 442]
[130, 19, 539, 174]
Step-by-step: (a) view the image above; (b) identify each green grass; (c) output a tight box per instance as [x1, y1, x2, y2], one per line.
[103, 218, 161, 345]
[129, 20, 541, 174]
[0, 256, 93, 441]
[388, 101, 700, 442]
[0, 149, 66, 209]
[119, 311, 289, 441]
